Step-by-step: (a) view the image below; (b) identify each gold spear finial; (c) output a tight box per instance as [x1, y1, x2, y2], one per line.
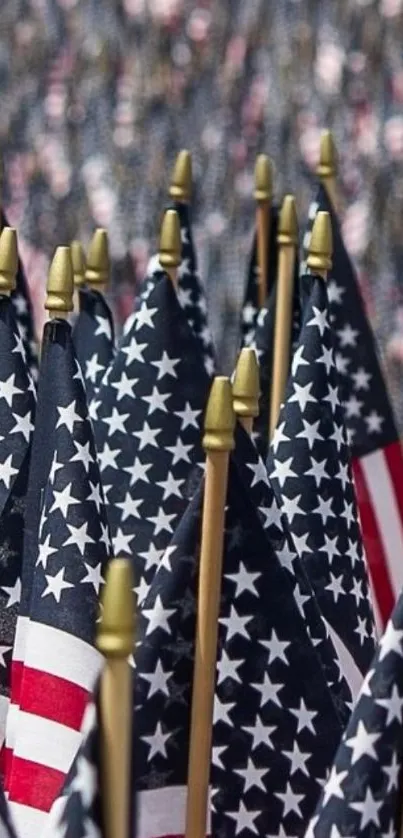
[307, 211, 333, 275]
[169, 150, 192, 203]
[232, 349, 260, 432]
[317, 130, 338, 181]
[45, 246, 74, 317]
[70, 241, 86, 288]
[96, 558, 135, 657]
[159, 209, 181, 287]
[0, 228, 18, 295]
[203, 376, 236, 452]
[254, 154, 273, 202]
[277, 195, 298, 247]
[85, 229, 109, 290]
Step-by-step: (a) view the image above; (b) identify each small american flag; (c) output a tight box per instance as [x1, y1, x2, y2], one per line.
[72, 286, 115, 401]
[304, 185, 403, 631]
[240, 207, 279, 348]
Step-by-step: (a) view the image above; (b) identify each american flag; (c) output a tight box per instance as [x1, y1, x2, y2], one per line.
[0, 296, 35, 761]
[304, 185, 403, 631]
[72, 286, 115, 401]
[240, 207, 279, 348]
[92, 272, 211, 596]
[134, 450, 343, 838]
[267, 273, 376, 688]
[7, 320, 110, 838]
[1, 213, 38, 384]
[308, 590, 403, 838]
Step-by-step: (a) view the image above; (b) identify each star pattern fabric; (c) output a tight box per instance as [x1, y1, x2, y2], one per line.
[7, 323, 110, 838]
[308, 590, 403, 838]
[240, 207, 279, 348]
[0, 778, 17, 838]
[302, 185, 403, 630]
[92, 273, 211, 594]
[267, 274, 376, 677]
[72, 286, 115, 402]
[2, 212, 39, 384]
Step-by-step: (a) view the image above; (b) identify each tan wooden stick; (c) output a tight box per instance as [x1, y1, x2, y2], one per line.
[185, 377, 235, 838]
[159, 208, 181, 289]
[232, 347, 260, 436]
[254, 155, 273, 308]
[97, 558, 135, 838]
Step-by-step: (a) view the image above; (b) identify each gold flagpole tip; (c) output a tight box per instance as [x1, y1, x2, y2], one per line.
[254, 154, 273, 202]
[169, 150, 192, 203]
[277, 195, 298, 246]
[317, 130, 337, 180]
[85, 229, 109, 289]
[203, 376, 236, 452]
[159, 209, 182, 270]
[307, 211, 333, 273]
[70, 241, 86, 288]
[232, 348, 260, 419]
[0, 228, 18, 295]
[45, 246, 74, 313]
[97, 558, 135, 658]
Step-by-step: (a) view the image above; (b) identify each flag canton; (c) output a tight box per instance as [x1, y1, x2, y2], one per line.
[305, 185, 399, 459]
[240, 207, 279, 348]
[92, 274, 211, 593]
[309, 592, 403, 838]
[73, 287, 115, 400]
[29, 337, 110, 643]
[267, 275, 376, 674]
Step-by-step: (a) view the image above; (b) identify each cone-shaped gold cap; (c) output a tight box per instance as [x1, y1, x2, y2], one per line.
[232, 349, 260, 419]
[277, 195, 298, 247]
[203, 376, 236, 452]
[97, 558, 135, 657]
[71, 241, 86, 288]
[159, 209, 182, 270]
[169, 150, 192, 203]
[85, 229, 109, 288]
[0, 228, 18, 295]
[307, 211, 333, 273]
[45, 247, 74, 313]
[254, 155, 273, 201]
[317, 130, 337, 180]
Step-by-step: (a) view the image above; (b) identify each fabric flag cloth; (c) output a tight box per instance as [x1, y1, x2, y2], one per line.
[240, 206, 279, 348]
[1, 212, 39, 384]
[0, 296, 35, 767]
[304, 185, 403, 631]
[0, 781, 17, 838]
[7, 320, 110, 838]
[307, 589, 403, 838]
[267, 273, 376, 688]
[72, 286, 115, 402]
[92, 272, 211, 597]
[134, 452, 343, 838]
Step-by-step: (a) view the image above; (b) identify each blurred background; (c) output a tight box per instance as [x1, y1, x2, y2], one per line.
[2, 0, 403, 419]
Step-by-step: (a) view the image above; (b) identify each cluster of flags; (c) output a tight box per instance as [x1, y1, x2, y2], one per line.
[0, 135, 400, 838]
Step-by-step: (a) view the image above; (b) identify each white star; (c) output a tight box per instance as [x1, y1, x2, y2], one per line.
[322, 765, 348, 805]
[281, 494, 304, 524]
[0, 646, 12, 667]
[124, 458, 153, 487]
[143, 595, 175, 635]
[307, 305, 327, 335]
[379, 620, 403, 661]
[10, 410, 34, 443]
[246, 458, 268, 488]
[350, 788, 382, 829]
[327, 280, 344, 305]
[134, 303, 158, 331]
[284, 742, 311, 777]
[36, 533, 57, 568]
[243, 716, 275, 750]
[112, 528, 133, 555]
[138, 543, 164, 572]
[85, 354, 104, 384]
[151, 351, 180, 380]
[216, 650, 243, 685]
[94, 314, 112, 339]
[352, 367, 371, 390]
[290, 699, 317, 734]
[220, 605, 253, 641]
[365, 410, 383, 433]
[1, 577, 21, 607]
[227, 802, 260, 835]
[0, 454, 18, 488]
[141, 387, 170, 414]
[235, 758, 268, 792]
[121, 338, 147, 365]
[321, 534, 340, 565]
[325, 573, 345, 603]
[50, 483, 80, 518]
[242, 302, 257, 326]
[275, 782, 305, 817]
[337, 323, 359, 347]
[213, 697, 235, 726]
[251, 673, 283, 707]
[345, 394, 363, 418]
[383, 753, 400, 791]
[212, 746, 227, 770]
[292, 345, 309, 377]
[271, 457, 297, 487]
[57, 401, 82, 433]
[175, 402, 201, 430]
[42, 568, 74, 603]
[81, 563, 103, 593]
[147, 508, 176, 535]
[98, 442, 120, 470]
[141, 721, 172, 760]
[88, 398, 101, 421]
[133, 422, 161, 451]
[65, 522, 95, 556]
[345, 720, 380, 764]
[317, 345, 334, 374]
[70, 752, 97, 807]
[261, 630, 290, 666]
[330, 422, 344, 450]
[289, 381, 316, 412]
[166, 438, 192, 465]
[135, 577, 150, 605]
[335, 462, 349, 491]
[0, 374, 23, 408]
[156, 470, 183, 500]
[116, 494, 143, 522]
[324, 384, 339, 413]
[335, 352, 350, 375]
[226, 563, 260, 598]
[271, 422, 290, 453]
[102, 407, 129, 436]
[142, 660, 173, 698]
[351, 578, 364, 607]
[112, 372, 138, 401]
[376, 684, 403, 725]
[305, 456, 329, 488]
[313, 496, 334, 524]
[297, 419, 323, 450]
[72, 440, 94, 472]
[355, 615, 369, 645]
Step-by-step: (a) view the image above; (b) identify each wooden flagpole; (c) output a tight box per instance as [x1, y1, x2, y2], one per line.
[254, 154, 273, 309]
[232, 347, 260, 435]
[70, 240, 86, 314]
[0, 227, 18, 297]
[269, 195, 298, 440]
[169, 150, 192, 204]
[317, 130, 338, 215]
[85, 229, 110, 294]
[307, 211, 333, 281]
[97, 558, 135, 838]
[185, 377, 235, 838]
[159, 208, 182, 289]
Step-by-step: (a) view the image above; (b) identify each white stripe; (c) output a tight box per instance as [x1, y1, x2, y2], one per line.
[23, 621, 103, 690]
[0, 695, 9, 748]
[12, 711, 81, 773]
[5, 701, 18, 752]
[137, 786, 211, 838]
[325, 619, 363, 703]
[9, 801, 48, 838]
[12, 617, 30, 662]
[360, 448, 403, 597]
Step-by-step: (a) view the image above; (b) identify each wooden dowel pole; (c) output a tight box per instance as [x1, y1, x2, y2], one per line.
[269, 196, 298, 440]
[232, 347, 260, 436]
[97, 558, 135, 838]
[159, 208, 181, 289]
[185, 378, 235, 838]
[254, 155, 273, 308]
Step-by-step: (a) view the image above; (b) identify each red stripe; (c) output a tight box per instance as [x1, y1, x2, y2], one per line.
[7, 756, 64, 812]
[353, 457, 394, 625]
[384, 440, 403, 522]
[19, 667, 89, 730]
[10, 660, 23, 705]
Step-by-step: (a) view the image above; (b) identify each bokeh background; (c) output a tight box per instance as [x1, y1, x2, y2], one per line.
[2, 0, 403, 419]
